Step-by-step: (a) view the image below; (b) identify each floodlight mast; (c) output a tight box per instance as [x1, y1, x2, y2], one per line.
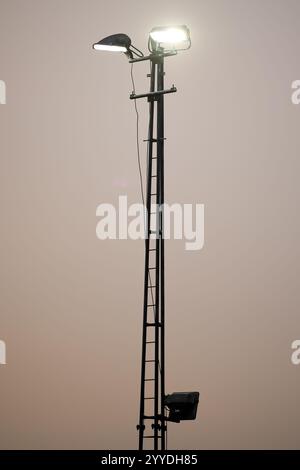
[130, 44, 174, 452]
[93, 26, 196, 452]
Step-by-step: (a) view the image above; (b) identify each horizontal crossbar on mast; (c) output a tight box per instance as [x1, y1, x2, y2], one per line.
[130, 86, 177, 100]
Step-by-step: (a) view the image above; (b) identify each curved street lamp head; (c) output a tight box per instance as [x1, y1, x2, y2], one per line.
[93, 33, 132, 56]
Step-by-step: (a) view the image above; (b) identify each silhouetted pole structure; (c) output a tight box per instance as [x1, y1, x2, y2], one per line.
[93, 27, 199, 452]
[131, 49, 174, 450]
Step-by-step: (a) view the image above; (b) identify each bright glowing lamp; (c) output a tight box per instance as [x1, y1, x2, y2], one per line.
[149, 25, 191, 50]
[93, 33, 131, 53]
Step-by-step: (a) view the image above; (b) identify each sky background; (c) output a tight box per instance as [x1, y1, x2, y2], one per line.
[0, 0, 300, 449]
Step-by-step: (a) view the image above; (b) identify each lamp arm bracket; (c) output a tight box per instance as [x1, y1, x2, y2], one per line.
[129, 51, 177, 64]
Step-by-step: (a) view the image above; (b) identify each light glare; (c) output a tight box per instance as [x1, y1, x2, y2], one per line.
[93, 44, 127, 52]
[150, 27, 188, 44]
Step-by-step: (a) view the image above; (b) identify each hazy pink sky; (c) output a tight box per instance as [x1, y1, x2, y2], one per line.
[0, 0, 300, 449]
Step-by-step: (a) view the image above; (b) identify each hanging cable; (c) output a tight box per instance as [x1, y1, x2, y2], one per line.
[130, 63, 145, 207]
[130, 62, 156, 317]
